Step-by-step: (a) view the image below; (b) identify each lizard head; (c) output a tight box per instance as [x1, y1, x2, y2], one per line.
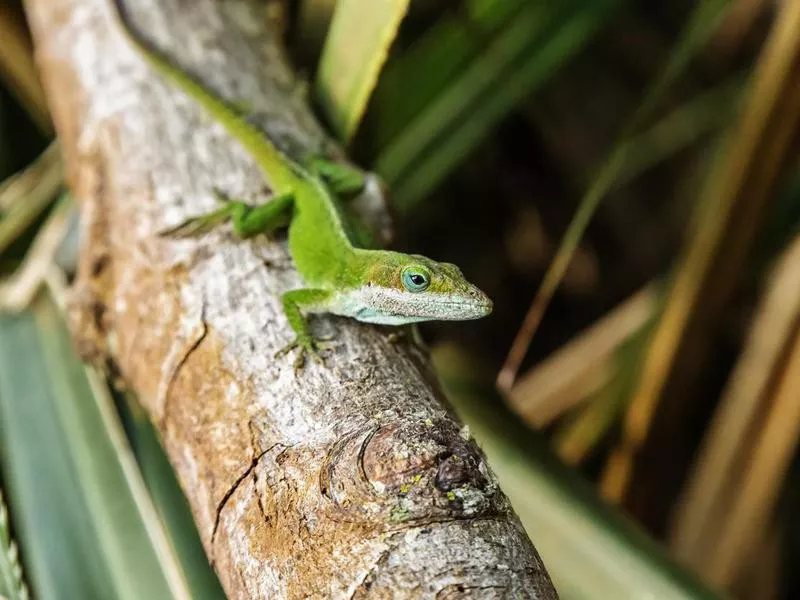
[343, 252, 493, 325]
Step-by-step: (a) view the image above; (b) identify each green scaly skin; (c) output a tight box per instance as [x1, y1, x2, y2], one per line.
[113, 1, 493, 370]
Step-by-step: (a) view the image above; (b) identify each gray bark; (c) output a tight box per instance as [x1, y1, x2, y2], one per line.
[23, 0, 559, 597]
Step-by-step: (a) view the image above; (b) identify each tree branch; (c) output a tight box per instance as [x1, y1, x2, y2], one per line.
[23, 0, 559, 596]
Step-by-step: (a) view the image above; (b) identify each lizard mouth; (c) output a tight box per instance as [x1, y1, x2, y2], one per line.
[430, 297, 493, 319]
[442, 299, 492, 310]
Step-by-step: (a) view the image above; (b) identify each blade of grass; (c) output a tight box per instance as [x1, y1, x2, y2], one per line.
[316, 0, 411, 142]
[374, 0, 626, 211]
[706, 303, 800, 586]
[0, 287, 194, 599]
[552, 300, 659, 465]
[0, 489, 29, 600]
[0, 143, 61, 212]
[671, 232, 800, 578]
[602, 0, 800, 503]
[497, 0, 735, 393]
[613, 74, 745, 190]
[122, 396, 226, 599]
[509, 284, 659, 428]
[34, 284, 192, 600]
[711, 0, 771, 58]
[0, 309, 115, 599]
[367, 0, 527, 151]
[0, 193, 73, 311]
[0, 142, 62, 255]
[553, 385, 622, 467]
[0, 3, 51, 133]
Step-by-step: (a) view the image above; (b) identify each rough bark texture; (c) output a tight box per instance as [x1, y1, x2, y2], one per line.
[24, 0, 559, 597]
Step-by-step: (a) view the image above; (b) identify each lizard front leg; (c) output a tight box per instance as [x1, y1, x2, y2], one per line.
[274, 288, 334, 371]
[161, 189, 294, 238]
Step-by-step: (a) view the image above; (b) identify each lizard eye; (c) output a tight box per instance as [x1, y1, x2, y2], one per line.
[401, 267, 430, 292]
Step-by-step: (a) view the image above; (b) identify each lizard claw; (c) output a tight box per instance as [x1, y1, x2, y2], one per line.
[275, 335, 336, 372]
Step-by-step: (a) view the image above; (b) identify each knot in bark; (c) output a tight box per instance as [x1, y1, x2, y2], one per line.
[321, 418, 499, 526]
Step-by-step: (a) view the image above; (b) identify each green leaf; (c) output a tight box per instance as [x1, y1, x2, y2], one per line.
[373, 0, 626, 210]
[34, 293, 193, 600]
[368, 0, 528, 152]
[0, 309, 114, 599]
[0, 292, 191, 600]
[316, 0, 411, 142]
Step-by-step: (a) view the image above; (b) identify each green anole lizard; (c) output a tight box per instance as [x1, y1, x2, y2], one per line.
[112, 0, 492, 369]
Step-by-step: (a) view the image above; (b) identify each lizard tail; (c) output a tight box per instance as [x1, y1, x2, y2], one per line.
[109, 0, 300, 190]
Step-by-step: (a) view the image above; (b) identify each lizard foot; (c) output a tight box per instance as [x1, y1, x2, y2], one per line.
[158, 205, 234, 238]
[275, 335, 336, 373]
[386, 331, 406, 344]
[386, 326, 426, 349]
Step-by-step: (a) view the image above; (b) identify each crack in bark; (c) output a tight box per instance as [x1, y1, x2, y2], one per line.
[435, 584, 507, 598]
[158, 297, 207, 431]
[349, 539, 396, 598]
[210, 442, 282, 550]
[251, 466, 269, 526]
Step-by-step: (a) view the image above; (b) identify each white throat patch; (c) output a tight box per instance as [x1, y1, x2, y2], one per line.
[326, 286, 485, 325]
